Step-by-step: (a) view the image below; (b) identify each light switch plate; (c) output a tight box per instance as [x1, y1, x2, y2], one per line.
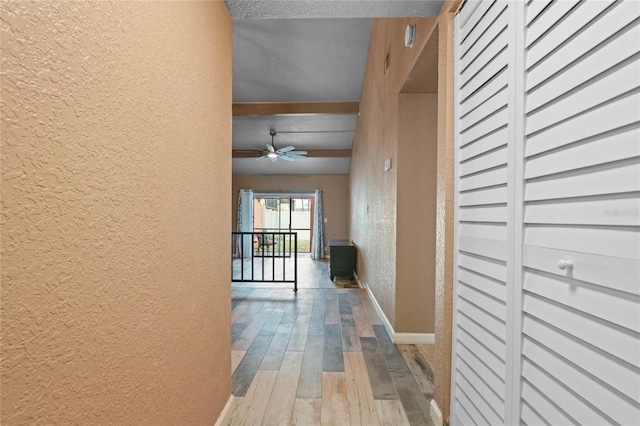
[384, 158, 392, 171]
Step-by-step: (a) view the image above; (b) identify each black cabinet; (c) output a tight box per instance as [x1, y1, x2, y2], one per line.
[329, 239, 356, 281]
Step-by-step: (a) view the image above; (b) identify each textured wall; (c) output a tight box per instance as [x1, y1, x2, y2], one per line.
[1, 1, 232, 424]
[350, 8, 458, 420]
[232, 174, 350, 249]
[396, 94, 438, 334]
[434, 7, 458, 419]
[349, 17, 439, 327]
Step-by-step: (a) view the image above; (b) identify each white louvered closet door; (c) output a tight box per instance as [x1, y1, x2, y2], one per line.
[452, 1, 640, 425]
[452, 1, 513, 424]
[520, 1, 640, 425]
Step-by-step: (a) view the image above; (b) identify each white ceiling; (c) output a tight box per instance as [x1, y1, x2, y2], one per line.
[225, 0, 444, 175]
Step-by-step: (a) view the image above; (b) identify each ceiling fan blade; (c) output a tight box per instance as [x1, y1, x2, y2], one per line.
[256, 155, 267, 160]
[270, 156, 278, 163]
[279, 155, 294, 161]
[267, 144, 275, 153]
[289, 151, 308, 156]
[277, 146, 295, 153]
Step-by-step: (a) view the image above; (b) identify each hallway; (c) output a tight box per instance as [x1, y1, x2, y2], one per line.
[227, 258, 435, 425]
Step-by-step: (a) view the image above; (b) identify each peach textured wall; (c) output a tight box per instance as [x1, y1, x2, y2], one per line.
[349, 17, 439, 328]
[1, 2, 232, 424]
[434, 5, 459, 418]
[350, 3, 460, 419]
[395, 94, 438, 334]
[232, 174, 350, 250]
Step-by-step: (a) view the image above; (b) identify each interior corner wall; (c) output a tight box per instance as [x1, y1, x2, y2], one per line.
[0, 2, 232, 424]
[396, 94, 438, 334]
[232, 174, 350, 248]
[349, 17, 438, 328]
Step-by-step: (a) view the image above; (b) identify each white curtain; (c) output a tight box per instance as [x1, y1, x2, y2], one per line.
[312, 190, 324, 259]
[237, 189, 254, 259]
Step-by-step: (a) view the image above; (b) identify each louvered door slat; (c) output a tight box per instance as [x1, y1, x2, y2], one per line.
[456, 358, 505, 418]
[523, 293, 639, 367]
[453, 2, 510, 424]
[458, 313, 506, 361]
[458, 268, 506, 302]
[460, 68, 508, 118]
[454, 388, 489, 426]
[460, 32, 508, 96]
[458, 222, 507, 242]
[458, 165, 507, 191]
[525, 159, 640, 201]
[524, 194, 640, 226]
[456, 342, 505, 394]
[522, 265, 639, 328]
[460, 84, 508, 132]
[523, 315, 640, 402]
[521, 356, 613, 425]
[460, 6, 507, 73]
[460, 107, 508, 147]
[526, 93, 640, 156]
[460, 49, 509, 103]
[458, 251, 507, 282]
[525, 0, 551, 27]
[460, 145, 507, 177]
[525, 0, 580, 48]
[458, 0, 483, 32]
[527, 1, 613, 68]
[524, 225, 640, 260]
[459, 184, 507, 207]
[526, 1, 639, 91]
[526, 58, 640, 135]
[459, 127, 507, 160]
[523, 338, 637, 425]
[457, 288, 506, 336]
[458, 328, 506, 381]
[456, 373, 504, 424]
[525, 126, 640, 180]
[520, 383, 566, 426]
[460, 0, 498, 52]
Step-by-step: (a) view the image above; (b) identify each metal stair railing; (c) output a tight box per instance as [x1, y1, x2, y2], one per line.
[231, 231, 298, 292]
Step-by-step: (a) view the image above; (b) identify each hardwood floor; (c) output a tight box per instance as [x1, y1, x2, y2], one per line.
[227, 258, 435, 425]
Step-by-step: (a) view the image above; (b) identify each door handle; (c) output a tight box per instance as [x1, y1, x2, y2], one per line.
[557, 259, 573, 271]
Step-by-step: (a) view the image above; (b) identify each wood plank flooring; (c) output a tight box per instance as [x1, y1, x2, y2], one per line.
[227, 258, 435, 425]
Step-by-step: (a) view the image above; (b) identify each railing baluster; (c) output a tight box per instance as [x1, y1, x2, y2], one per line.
[241, 232, 244, 281]
[231, 231, 297, 292]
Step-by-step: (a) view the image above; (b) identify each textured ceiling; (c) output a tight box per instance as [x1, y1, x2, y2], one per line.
[233, 19, 372, 102]
[233, 114, 357, 149]
[224, 1, 444, 19]
[233, 157, 351, 174]
[227, 0, 445, 175]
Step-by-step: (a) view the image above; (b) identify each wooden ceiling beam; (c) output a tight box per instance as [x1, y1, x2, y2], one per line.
[232, 149, 352, 158]
[232, 102, 359, 116]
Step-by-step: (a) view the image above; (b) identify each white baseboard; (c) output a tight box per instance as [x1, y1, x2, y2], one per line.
[361, 281, 395, 340]
[394, 332, 435, 344]
[430, 399, 443, 426]
[354, 272, 363, 288]
[214, 394, 235, 426]
[360, 282, 434, 345]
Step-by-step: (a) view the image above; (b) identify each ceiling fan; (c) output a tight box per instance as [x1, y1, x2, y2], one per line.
[257, 130, 308, 162]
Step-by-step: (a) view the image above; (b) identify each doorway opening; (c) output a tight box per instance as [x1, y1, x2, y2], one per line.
[253, 196, 314, 253]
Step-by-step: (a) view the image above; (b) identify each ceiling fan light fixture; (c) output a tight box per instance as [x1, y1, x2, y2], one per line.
[256, 129, 308, 162]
